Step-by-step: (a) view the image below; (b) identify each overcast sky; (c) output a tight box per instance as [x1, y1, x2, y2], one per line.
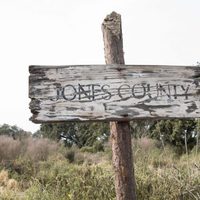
[0, 0, 199, 133]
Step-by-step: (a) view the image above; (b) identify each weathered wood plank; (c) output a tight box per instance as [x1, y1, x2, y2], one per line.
[29, 64, 200, 123]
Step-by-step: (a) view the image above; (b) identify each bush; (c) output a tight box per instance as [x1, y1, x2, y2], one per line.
[81, 141, 104, 153]
[0, 136, 62, 186]
[134, 138, 200, 199]
[64, 149, 75, 163]
[0, 136, 60, 165]
[0, 135, 200, 199]
[81, 146, 94, 153]
[25, 157, 115, 200]
[93, 141, 104, 152]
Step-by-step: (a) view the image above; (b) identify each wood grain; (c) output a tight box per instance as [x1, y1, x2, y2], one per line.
[29, 64, 200, 123]
[102, 11, 136, 200]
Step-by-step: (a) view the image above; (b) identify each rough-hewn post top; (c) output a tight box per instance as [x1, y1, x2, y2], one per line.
[102, 11, 122, 39]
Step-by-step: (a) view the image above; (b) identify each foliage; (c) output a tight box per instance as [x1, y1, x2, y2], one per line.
[39, 122, 109, 148]
[149, 119, 197, 153]
[0, 135, 60, 182]
[130, 120, 153, 138]
[38, 118, 200, 154]
[1, 132, 200, 199]
[0, 124, 31, 140]
[25, 159, 115, 200]
[14, 138, 200, 199]
[134, 139, 200, 199]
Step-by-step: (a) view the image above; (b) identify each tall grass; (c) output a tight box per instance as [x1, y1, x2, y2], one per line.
[134, 138, 200, 199]
[0, 135, 200, 199]
[0, 136, 21, 163]
[0, 136, 59, 164]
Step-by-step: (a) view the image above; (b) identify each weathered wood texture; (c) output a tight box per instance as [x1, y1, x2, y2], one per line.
[29, 64, 200, 123]
[102, 12, 137, 200]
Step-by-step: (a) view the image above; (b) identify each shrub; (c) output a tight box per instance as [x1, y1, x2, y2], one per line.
[1, 135, 200, 200]
[25, 158, 115, 200]
[81, 141, 104, 153]
[64, 149, 75, 163]
[81, 146, 94, 153]
[93, 141, 104, 152]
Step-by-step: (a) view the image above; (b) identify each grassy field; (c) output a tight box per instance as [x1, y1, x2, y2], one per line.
[0, 135, 199, 200]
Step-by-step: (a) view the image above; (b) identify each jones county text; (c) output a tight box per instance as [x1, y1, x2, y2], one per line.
[50, 82, 196, 102]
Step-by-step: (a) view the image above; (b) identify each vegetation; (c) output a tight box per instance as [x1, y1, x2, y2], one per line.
[0, 124, 31, 140]
[37, 122, 109, 148]
[0, 131, 200, 199]
[38, 119, 200, 153]
[150, 119, 198, 154]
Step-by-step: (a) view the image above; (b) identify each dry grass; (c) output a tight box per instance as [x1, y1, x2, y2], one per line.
[0, 136, 21, 162]
[6, 179, 18, 190]
[134, 137, 157, 151]
[0, 170, 18, 192]
[0, 170, 9, 186]
[0, 135, 200, 199]
[0, 135, 60, 164]
[24, 138, 59, 162]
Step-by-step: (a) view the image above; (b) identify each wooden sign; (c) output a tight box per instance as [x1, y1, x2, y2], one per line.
[29, 65, 200, 123]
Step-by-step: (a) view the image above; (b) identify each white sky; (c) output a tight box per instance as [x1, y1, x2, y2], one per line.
[0, 0, 199, 133]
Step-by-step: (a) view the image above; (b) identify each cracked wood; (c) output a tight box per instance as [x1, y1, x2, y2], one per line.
[29, 64, 200, 123]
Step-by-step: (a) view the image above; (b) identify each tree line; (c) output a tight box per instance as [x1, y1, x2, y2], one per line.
[1, 119, 199, 154]
[33, 119, 199, 154]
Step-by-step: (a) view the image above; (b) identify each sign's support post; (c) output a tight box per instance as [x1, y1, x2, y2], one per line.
[102, 12, 137, 200]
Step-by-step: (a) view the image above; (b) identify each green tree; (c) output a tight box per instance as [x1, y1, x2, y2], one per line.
[0, 124, 31, 139]
[150, 119, 196, 153]
[130, 120, 154, 138]
[39, 122, 109, 148]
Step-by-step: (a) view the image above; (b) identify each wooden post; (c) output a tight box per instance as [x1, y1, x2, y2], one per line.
[102, 12, 137, 200]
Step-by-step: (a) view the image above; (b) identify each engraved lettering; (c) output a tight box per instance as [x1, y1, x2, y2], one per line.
[132, 84, 146, 99]
[118, 84, 131, 100]
[158, 84, 171, 99]
[91, 84, 101, 101]
[52, 82, 194, 102]
[156, 83, 159, 97]
[101, 84, 112, 100]
[78, 84, 91, 100]
[180, 85, 190, 100]
[62, 85, 77, 101]
[51, 87, 62, 101]
[173, 85, 177, 99]
[146, 84, 152, 99]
